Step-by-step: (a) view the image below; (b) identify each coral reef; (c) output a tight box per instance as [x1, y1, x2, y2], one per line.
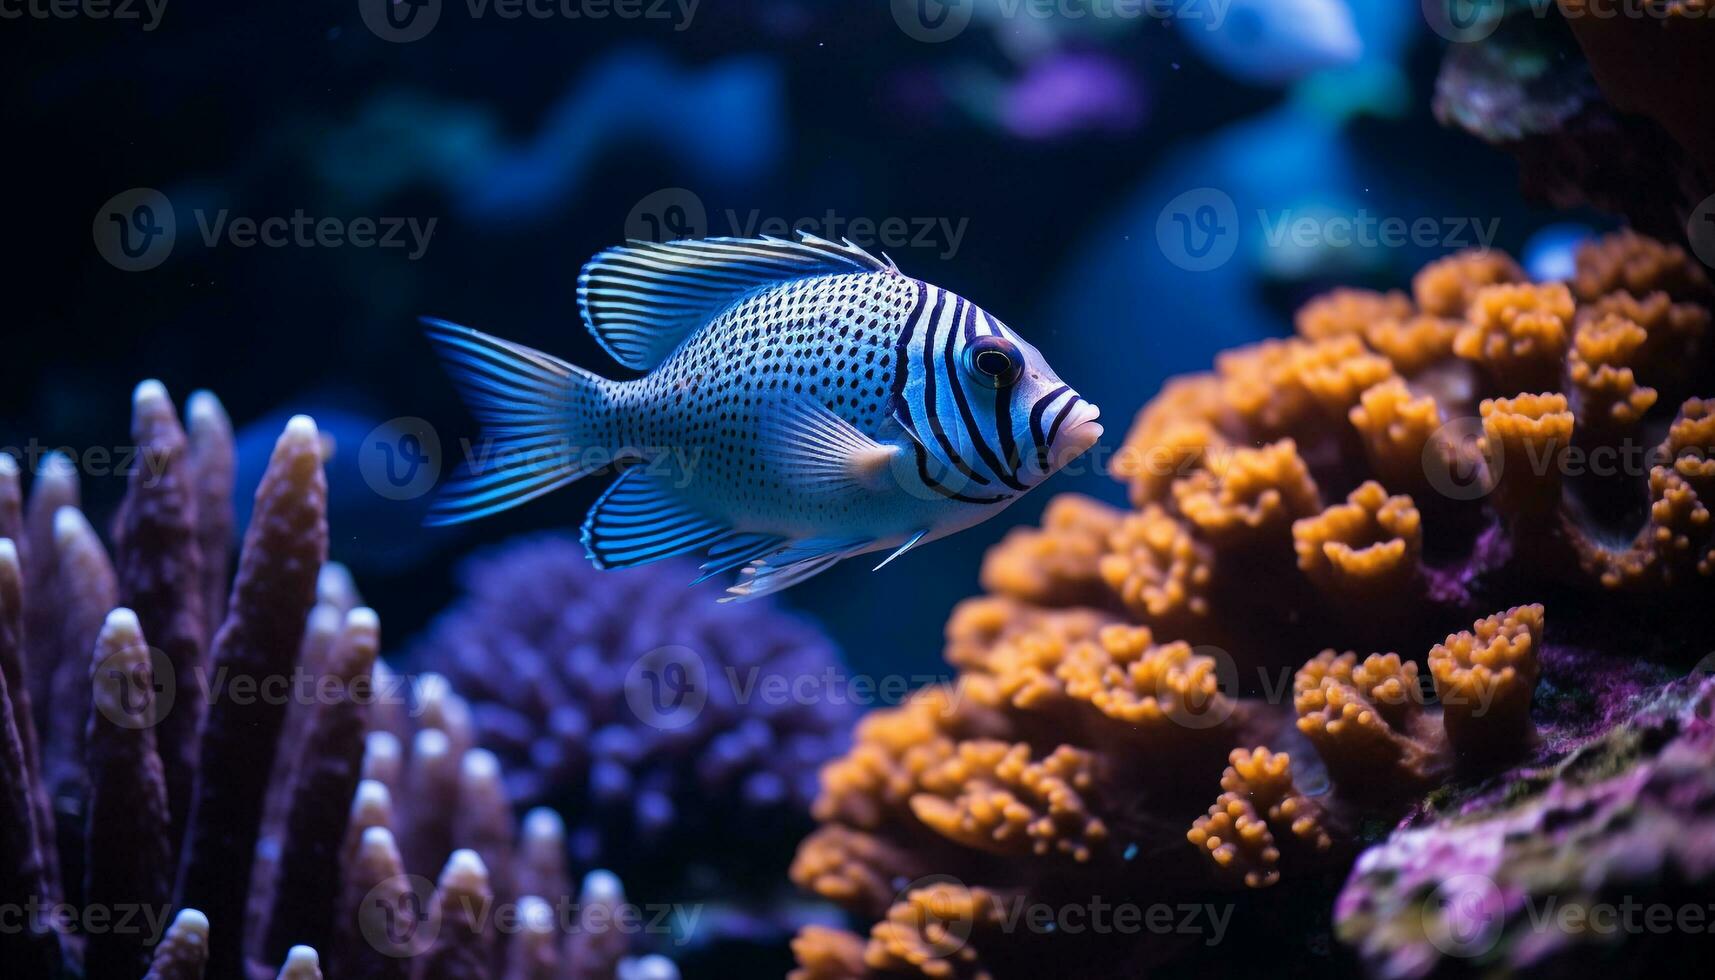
[409, 536, 852, 943]
[1433, 2, 1715, 248]
[1337, 664, 1715, 978]
[789, 234, 1715, 978]
[0, 383, 671, 979]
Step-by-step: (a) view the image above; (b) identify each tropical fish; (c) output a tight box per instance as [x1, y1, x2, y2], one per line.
[424, 234, 1101, 600]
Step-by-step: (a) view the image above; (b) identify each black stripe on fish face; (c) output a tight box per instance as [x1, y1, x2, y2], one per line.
[890, 278, 927, 406]
[979, 311, 1024, 481]
[1045, 394, 1080, 447]
[945, 300, 1029, 493]
[923, 293, 991, 489]
[887, 281, 1009, 505]
[1026, 384, 1073, 474]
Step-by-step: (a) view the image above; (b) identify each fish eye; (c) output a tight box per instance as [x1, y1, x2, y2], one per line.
[963, 336, 1022, 389]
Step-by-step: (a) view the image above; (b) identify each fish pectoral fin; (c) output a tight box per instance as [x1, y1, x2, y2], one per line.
[721, 536, 868, 602]
[761, 396, 903, 494]
[873, 529, 930, 571]
[578, 233, 894, 371]
[580, 467, 734, 570]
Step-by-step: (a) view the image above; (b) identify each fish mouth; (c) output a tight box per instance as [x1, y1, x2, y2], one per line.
[1047, 401, 1102, 473]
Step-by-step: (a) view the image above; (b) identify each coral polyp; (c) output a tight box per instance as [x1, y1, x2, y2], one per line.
[0, 384, 670, 979]
[789, 233, 1715, 978]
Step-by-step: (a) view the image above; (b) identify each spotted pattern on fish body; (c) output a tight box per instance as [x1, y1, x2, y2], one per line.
[424, 234, 1102, 600]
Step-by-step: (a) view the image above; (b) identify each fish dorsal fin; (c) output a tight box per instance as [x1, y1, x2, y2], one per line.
[577, 233, 897, 372]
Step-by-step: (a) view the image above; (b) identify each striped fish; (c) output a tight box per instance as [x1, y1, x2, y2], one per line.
[424, 233, 1101, 600]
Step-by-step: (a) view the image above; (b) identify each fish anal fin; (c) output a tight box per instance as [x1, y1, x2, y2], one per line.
[581, 467, 732, 570]
[873, 529, 930, 571]
[721, 536, 867, 602]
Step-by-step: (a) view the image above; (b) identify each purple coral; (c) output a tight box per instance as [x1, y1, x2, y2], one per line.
[1337, 664, 1715, 978]
[409, 534, 852, 909]
[0, 383, 674, 979]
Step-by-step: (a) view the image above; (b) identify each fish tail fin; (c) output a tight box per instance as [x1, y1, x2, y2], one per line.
[422, 318, 620, 526]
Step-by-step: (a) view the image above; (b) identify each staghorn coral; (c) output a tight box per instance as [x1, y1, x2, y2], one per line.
[409, 534, 852, 942]
[791, 234, 1715, 979]
[0, 383, 671, 979]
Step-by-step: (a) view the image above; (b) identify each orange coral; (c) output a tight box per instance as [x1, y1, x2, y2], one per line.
[910, 742, 1107, 861]
[1171, 439, 1321, 548]
[1428, 605, 1544, 754]
[1295, 288, 1413, 340]
[866, 883, 1007, 980]
[1362, 314, 1464, 376]
[1292, 481, 1422, 599]
[789, 926, 871, 980]
[1294, 650, 1438, 793]
[1577, 290, 1710, 387]
[979, 496, 1123, 608]
[1111, 415, 1227, 508]
[1186, 748, 1330, 888]
[1571, 230, 1711, 304]
[1413, 249, 1527, 318]
[1455, 283, 1574, 391]
[1347, 379, 1445, 494]
[1569, 313, 1659, 427]
[791, 825, 918, 911]
[1098, 506, 1213, 626]
[792, 235, 1715, 979]
[1479, 393, 1574, 517]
